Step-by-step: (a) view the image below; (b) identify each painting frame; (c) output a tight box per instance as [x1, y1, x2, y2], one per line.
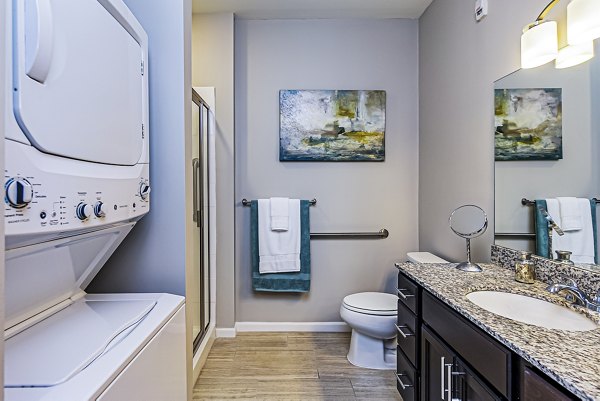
[494, 87, 563, 161]
[279, 89, 386, 162]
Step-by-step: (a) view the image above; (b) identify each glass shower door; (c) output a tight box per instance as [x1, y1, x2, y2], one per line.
[191, 89, 210, 351]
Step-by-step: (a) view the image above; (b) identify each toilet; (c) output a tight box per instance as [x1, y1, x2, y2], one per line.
[340, 292, 398, 369]
[340, 252, 449, 370]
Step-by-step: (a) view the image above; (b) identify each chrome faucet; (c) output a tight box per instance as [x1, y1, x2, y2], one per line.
[537, 205, 564, 236]
[546, 277, 600, 312]
[537, 206, 564, 259]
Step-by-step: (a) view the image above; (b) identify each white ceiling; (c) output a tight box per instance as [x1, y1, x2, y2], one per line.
[192, 0, 434, 19]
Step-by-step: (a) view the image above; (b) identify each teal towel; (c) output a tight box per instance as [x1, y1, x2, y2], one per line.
[534, 199, 550, 259]
[534, 199, 598, 262]
[591, 200, 598, 264]
[251, 200, 311, 292]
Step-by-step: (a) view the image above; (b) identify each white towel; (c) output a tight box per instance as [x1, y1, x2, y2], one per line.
[258, 199, 301, 273]
[270, 197, 289, 232]
[546, 199, 595, 264]
[557, 197, 583, 231]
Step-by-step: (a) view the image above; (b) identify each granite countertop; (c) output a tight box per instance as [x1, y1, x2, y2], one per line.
[396, 262, 600, 401]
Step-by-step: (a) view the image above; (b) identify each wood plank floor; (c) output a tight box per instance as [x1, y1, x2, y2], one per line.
[193, 332, 402, 401]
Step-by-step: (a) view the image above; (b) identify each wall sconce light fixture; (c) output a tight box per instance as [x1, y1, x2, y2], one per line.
[521, 0, 600, 69]
[567, 0, 600, 45]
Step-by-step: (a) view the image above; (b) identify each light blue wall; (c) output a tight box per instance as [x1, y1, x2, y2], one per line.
[1, 0, 7, 388]
[89, 0, 190, 295]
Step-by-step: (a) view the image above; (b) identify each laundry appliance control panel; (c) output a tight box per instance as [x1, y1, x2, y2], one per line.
[4, 140, 150, 239]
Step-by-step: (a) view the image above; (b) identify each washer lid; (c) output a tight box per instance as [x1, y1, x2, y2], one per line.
[5, 299, 156, 388]
[342, 292, 397, 314]
[5, 223, 135, 330]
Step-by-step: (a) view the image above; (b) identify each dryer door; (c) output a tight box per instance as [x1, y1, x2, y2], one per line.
[12, 0, 146, 166]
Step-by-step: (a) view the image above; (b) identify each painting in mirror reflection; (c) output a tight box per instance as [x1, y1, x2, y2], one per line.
[494, 88, 562, 161]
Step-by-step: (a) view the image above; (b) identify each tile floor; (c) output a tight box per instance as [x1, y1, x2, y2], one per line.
[193, 332, 402, 401]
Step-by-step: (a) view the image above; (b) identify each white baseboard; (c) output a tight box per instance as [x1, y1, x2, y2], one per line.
[235, 321, 350, 333]
[215, 327, 237, 338]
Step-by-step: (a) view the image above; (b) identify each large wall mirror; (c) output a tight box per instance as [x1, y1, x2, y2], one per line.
[494, 41, 600, 270]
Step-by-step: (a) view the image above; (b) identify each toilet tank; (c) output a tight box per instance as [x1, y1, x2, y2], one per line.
[407, 252, 449, 263]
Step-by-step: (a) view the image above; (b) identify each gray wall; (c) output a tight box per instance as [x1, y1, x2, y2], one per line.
[89, 0, 191, 296]
[235, 19, 419, 322]
[191, 13, 236, 328]
[418, 0, 568, 262]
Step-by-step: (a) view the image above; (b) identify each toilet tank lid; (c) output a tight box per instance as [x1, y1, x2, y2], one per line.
[342, 292, 397, 312]
[407, 252, 449, 263]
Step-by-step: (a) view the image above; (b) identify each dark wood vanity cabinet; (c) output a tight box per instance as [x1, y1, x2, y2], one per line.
[396, 273, 421, 401]
[397, 270, 578, 401]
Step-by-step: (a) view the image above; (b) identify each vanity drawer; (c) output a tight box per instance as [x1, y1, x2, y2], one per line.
[422, 291, 511, 398]
[396, 347, 417, 401]
[397, 272, 419, 313]
[397, 300, 418, 367]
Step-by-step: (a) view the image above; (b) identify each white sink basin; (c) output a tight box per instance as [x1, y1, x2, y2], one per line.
[466, 291, 599, 332]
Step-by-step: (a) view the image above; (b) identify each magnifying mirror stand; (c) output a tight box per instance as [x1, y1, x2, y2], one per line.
[456, 238, 483, 272]
[449, 204, 488, 273]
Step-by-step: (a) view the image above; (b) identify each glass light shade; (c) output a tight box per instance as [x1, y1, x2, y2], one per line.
[567, 0, 600, 45]
[555, 42, 595, 68]
[521, 21, 559, 69]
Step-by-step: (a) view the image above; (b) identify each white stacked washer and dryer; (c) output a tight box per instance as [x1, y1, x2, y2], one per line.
[4, 0, 186, 400]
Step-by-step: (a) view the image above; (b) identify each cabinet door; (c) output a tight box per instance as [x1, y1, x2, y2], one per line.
[422, 327, 501, 401]
[521, 366, 575, 401]
[454, 360, 502, 401]
[421, 326, 454, 401]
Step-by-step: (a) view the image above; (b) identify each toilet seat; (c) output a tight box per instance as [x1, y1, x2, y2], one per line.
[342, 292, 397, 316]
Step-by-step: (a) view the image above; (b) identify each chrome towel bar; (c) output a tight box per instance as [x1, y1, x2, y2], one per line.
[241, 198, 389, 239]
[310, 229, 389, 239]
[242, 198, 317, 207]
[522, 197, 600, 206]
[495, 232, 536, 238]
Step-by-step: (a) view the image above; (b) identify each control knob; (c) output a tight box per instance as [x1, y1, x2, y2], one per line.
[94, 201, 106, 218]
[76, 203, 93, 220]
[139, 182, 151, 200]
[5, 177, 33, 208]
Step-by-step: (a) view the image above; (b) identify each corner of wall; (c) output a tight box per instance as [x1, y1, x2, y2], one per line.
[192, 12, 236, 329]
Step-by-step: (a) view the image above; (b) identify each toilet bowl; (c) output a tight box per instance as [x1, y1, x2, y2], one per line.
[340, 292, 397, 370]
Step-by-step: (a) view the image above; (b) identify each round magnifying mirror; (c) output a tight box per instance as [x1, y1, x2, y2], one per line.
[449, 205, 488, 272]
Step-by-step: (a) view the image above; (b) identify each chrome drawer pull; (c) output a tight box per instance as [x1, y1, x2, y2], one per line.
[395, 324, 415, 338]
[396, 373, 414, 390]
[446, 362, 453, 401]
[397, 288, 415, 299]
[441, 356, 446, 399]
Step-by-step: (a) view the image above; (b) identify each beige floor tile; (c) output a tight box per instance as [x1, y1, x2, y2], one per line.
[351, 375, 402, 400]
[233, 334, 289, 350]
[194, 332, 399, 401]
[194, 378, 355, 401]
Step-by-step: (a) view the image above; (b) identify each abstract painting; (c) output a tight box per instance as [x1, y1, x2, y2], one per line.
[279, 90, 386, 161]
[494, 88, 562, 161]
